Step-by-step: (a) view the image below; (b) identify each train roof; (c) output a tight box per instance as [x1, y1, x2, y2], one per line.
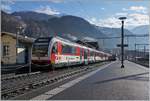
[53, 36, 96, 50]
[35, 36, 111, 56]
[53, 36, 111, 55]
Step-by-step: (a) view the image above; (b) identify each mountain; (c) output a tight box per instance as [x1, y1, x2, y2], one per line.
[131, 25, 149, 35]
[47, 15, 105, 39]
[12, 11, 55, 21]
[1, 11, 134, 49]
[96, 26, 134, 49]
[2, 11, 105, 39]
[97, 26, 133, 37]
[1, 11, 54, 37]
[130, 25, 149, 50]
[1, 11, 27, 34]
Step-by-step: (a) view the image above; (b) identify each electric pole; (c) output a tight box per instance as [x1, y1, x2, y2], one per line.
[119, 17, 127, 68]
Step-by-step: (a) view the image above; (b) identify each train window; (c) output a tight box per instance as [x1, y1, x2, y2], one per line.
[90, 51, 94, 56]
[32, 45, 48, 57]
[71, 47, 76, 54]
[35, 37, 52, 43]
[96, 52, 98, 56]
[32, 37, 52, 57]
[34, 43, 49, 46]
[37, 38, 49, 42]
[52, 42, 57, 53]
[62, 44, 75, 54]
[62, 44, 71, 54]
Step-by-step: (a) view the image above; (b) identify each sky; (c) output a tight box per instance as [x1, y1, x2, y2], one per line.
[1, 0, 150, 29]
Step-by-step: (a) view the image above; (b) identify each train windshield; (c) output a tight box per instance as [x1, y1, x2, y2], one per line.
[32, 37, 52, 57]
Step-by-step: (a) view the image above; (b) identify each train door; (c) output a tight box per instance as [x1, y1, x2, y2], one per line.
[76, 47, 81, 64]
[88, 50, 90, 63]
[84, 49, 88, 65]
[57, 42, 62, 64]
[94, 52, 96, 62]
[79, 48, 82, 64]
[82, 48, 84, 64]
[57, 42, 62, 55]
[51, 42, 58, 64]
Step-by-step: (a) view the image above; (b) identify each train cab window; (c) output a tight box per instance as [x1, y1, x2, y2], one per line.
[32, 37, 52, 57]
[52, 42, 58, 54]
[63, 45, 70, 54]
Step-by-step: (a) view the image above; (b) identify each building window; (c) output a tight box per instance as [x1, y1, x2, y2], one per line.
[3, 45, 9, 56]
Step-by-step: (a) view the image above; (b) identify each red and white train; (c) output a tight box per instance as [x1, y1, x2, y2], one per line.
[31, 37, 113, 69]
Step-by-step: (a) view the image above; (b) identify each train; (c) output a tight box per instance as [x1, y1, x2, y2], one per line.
[31, 36, 114, 70]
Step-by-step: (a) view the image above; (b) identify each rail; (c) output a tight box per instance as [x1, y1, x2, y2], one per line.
[128, 59, 149, 68]
[1, 62, 108, 100]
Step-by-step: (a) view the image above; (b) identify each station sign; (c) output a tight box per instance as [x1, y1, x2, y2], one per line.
[117, 44, 128, 47]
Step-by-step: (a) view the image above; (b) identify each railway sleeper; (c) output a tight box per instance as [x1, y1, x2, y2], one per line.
[1, 62, 106, 100]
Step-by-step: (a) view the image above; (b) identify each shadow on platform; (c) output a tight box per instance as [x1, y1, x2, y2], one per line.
[95, 72, 149, 84]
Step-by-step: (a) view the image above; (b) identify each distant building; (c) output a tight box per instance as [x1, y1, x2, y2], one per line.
[76, 40, 99, 50]
[85, 41, 99, 50]
[1, 32, 34, 65]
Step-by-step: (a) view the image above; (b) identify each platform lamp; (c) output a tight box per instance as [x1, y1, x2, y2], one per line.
[119, 17, 127, 68]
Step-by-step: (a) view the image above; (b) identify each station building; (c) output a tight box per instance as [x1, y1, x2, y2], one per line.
[1, 32, 34, 65]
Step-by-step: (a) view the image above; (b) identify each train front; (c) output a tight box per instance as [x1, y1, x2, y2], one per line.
[31, 37, 52, 68]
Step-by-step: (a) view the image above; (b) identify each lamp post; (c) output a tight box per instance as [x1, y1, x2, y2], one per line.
[119, 17, 127, 68]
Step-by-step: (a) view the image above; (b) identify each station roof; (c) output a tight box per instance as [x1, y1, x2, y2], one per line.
[76, 40, 99, 49]
[1, 32, 35, 44]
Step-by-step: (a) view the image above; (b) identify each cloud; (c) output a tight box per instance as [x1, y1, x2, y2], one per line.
[88, 13, 149, 28]
[115, 12, 128, 16]
[83, 37, 97, 42]
[1, 0, 15, 4]
[34, 5, 60, 15]
[1, 4, 11, 12]
[90, 17, 97, 22]
[122, 6, 147, 14]
[88, 6, 149, 28]
[88, 17, 121, 28]
[1, 0, 15, 13]
[130, 6, 146, 11]
[127, 13, 149, 26]
[47, 0, 64, 3]
[101, 8, 105, 10]
[67, 34, 77, 40]
[122, 8, 128, 11]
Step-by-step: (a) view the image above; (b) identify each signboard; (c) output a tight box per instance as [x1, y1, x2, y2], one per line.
[117, 44, 128, 47]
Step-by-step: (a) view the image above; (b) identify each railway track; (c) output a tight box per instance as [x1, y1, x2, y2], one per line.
[1, 62, 108, 100]
[1, 64, 30, 74]
[1, 71, 40, 81]
[128, 60, 149, 68]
